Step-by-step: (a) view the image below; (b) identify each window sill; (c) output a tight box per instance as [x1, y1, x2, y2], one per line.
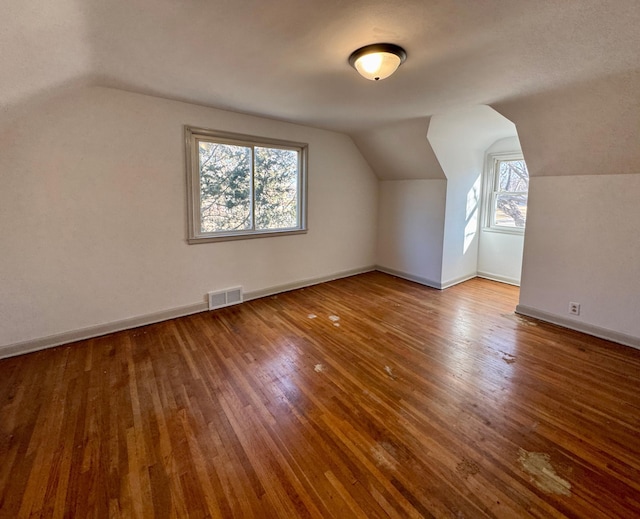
[188, 228, 307, 244]
[482, 226, 525, 236]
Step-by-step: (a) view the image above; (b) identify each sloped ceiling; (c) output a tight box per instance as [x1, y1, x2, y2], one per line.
[427, 106, 517, 161]
[495, 70, 640, 177]
[2, 0, 639, 143]
[352, 118, 445, 180]
[0, 0, 89, 112]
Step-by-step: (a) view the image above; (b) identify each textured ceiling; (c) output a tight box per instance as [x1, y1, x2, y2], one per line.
[2, 0, 640, 134]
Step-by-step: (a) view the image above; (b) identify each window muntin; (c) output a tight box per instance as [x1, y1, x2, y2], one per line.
[186, 127, 307, 243]
[485, 153, 529, 232]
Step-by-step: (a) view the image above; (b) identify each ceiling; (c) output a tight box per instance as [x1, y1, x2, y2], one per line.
[2, 0, 640, 134]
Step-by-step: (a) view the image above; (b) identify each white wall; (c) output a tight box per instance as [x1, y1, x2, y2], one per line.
[377, 180, 446, 286]
[519, 174, 640, 339]
[496, 71, 640, 344]
[439, 163, 481, 287]
[477, 232, 524, 285]
[0, 87, 378, 350]
[359, 118, 448, 287]
[428, 106, 518, 287]
[374, 107, 522, 290]
[477, 136, 525, 285]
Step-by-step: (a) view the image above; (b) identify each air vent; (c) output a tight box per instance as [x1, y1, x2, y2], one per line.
[225, 287, 242, 305]
[208, 286, 243, 311]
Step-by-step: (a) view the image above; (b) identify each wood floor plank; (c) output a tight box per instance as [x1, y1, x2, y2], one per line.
[1, 272, 640, 518]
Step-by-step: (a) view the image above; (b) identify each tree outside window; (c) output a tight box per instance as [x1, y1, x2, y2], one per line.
[484, 153, 529, 232]
[186, 127, 307, 243]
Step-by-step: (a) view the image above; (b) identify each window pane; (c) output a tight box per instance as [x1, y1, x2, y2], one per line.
[199, 141, 252, 233]
[254, 147, 299, 230]
[498, 160, 529, 192]
[494, 193, 527, 227]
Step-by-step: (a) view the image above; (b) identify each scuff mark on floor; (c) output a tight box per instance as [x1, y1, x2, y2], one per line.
[328, 315, 341, 327]
[384, 366, 397, 380]
[518, 449, 571, 496]
[370, 443, 397, 471]
[314, 364, 324, 373]
[307, 314, 317, 319]
[501, 351, 516, 364]
[455, 458, 480, 479]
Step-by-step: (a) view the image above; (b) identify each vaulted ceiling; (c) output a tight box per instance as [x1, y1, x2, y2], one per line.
[3, 0, 639, 135]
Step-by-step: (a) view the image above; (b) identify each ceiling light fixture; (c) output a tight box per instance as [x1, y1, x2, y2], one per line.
[348, 43, 407, 81]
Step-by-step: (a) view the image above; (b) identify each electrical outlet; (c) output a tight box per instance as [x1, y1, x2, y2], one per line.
[569, 302, 581, 316]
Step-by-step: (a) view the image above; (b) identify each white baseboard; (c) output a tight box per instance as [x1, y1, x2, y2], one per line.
[0, 302, 208, 360]
[0, 265, 376, 360]
[7, 271, 636, 359]
[515, 304, 640, 350]
[440, 273, 478, 290]
[476, 271, 520, 287]
[374, 266, 441, 289]
[244, 265, 375, 300]
[375, 266, 481, 290]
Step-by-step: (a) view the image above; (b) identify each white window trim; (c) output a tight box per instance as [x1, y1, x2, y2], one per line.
[481, 150, 528, 235]
[185, 126, 308, 244]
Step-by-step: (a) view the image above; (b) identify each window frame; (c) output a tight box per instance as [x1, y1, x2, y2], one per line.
[482, 150, 529, 235]
[185, 126, 308, 244]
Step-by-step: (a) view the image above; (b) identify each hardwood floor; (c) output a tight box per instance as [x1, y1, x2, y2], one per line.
[1, 272, 639, 518]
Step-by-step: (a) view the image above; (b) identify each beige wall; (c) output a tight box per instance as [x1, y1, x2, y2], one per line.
[0, 87, 378, 349]
[519, 174, 640, 339]
[2, 70, 639, 353]
[495, 71, 640, 342]
[376, 180, 446, 286]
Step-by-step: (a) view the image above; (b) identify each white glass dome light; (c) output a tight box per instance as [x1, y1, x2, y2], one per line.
[349, 43, 407, 81]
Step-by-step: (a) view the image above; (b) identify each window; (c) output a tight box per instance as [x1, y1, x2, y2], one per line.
[483, 152, 529, 232]
[186, 126, 307, 243]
